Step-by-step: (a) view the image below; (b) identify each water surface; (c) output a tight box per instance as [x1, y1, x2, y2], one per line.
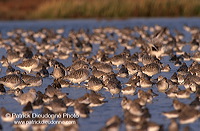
[0, 18, 200, 131]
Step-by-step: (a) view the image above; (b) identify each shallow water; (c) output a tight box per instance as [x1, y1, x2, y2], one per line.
[0, 18, 200, 131]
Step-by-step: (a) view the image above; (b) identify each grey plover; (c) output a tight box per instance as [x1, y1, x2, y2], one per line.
[0, 73, 28, 90]
[45, 95, 67, 113]
[56, 51, 70, 60]
[139, 77, 153, 88]
[139, 54, 158, 65]
[22, 101, 33, 114]
[70, 60, 89, 70]
[179, 106, 199, 124]
[51, 63, 65, 79]
[86, 75, 104, 92]
[105, 80, 121, 97]
[21, 72, 43, 87]
[2, 24, 200, 130]
[74, 102, 91, 118]
[6, 49, 21, 64]
[31, 62, 45, 72]
[156, 77, 169, 92]
[89, 97, 107, 107]
[108, 53, 126, 67]
[125, 62, 140, 75]
[121, 85, 136, 95]
[45, 85, 67, 99]
[89, 91, 105, 101]
[92, 62, 113, 73]
[0, 107, 15, 122]
[117, 64, 129, 78]
[124, 109, 144, 123]
[91, 66, 106, 78]
[128, 101, 144, 116]
[14, 88, 37, 105]
[16, 55, 40, 73]
[64, 68, 90, 84]
[142, 63, 160, 76]
[101, 115, 121, 131]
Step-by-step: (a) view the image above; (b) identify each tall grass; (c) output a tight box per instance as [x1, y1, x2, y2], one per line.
[0, 0, 46, 20]
[30, 0, 200, 19]
[0, 0, 200, 20]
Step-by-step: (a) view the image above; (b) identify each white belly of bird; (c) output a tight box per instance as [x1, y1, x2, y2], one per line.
[71, 75, 88, 84]
[28, 79, 42, 87]
[1, 82, 18, 89]
[180, 116, 198, 124]
[74, 109, 87, 118]
[147, 126, 160, 131]
[128, 70, 138, 75]
[176, 93, 190, 99]
[142, 70, 159, 76]
[122, 90, 135, 95]
[192, 57, 200, 62]
[162, 112, 179, 119]
[112, 60, 124, 66]
[1, 115, 15, 122]
[89, 85, 103, 92]
[10, 58, 20, 64]
[109, 88, 120, 95]
[19, 64, 37, 72]
[140, 82, 152, 88]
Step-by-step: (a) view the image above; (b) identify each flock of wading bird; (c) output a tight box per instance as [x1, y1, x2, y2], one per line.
[0, 24, 200, 131]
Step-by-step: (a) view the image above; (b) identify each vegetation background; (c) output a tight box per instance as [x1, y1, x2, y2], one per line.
[0, 0, 200, 20]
